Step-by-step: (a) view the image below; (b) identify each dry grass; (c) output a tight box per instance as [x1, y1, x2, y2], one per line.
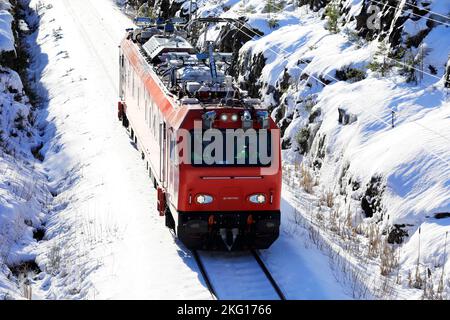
[325, 190, 334, 208]
[320, 190, 335, 208]
[46, 243, 62, 276]
[300, 164, 314, 194]
[380, 240, 399, 276]
[367, 224, 381, 258]
[282, 162, 450, 299]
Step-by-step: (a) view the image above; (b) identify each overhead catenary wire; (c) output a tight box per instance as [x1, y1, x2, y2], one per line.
[387, 0, 450, 22]
[369, 0, 450, 28]
[217, 14, 450, 166]
[227, 2, 450, 111]
[272, 0, 447, 81]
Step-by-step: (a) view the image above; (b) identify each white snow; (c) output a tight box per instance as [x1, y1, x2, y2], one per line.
[1, 0, 448, 300]
[0, 0, 356, 300]
[191, 0, 450, 299]
[0, 4, 14, 53]
[0, 1, 51, 299]
[24, 0, 351, 300]
[24, 0, 214, 299]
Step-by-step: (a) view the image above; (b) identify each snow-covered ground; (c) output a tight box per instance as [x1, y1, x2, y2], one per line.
[1, 0, 448, 300]
[25, 0, 214, 299]
[189, 0, 450, 299]
[1, 0, 356, 300]
[0, 0, 52, 299]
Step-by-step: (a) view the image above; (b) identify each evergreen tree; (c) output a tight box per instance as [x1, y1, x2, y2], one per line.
[325, 2, 340, 33]
[368, 41, 392, 77]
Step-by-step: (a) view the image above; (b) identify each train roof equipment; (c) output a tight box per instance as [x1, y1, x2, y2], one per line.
[126, 16, 266, 114]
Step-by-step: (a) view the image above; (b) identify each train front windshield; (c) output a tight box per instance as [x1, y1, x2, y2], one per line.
[190, 129, 273, 167]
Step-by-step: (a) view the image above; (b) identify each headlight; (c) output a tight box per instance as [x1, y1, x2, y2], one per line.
[220, 114, 228, 121]
[231, 114, 239, 122]
[249, 194, 266, 204]
[196, 194, 213, 204]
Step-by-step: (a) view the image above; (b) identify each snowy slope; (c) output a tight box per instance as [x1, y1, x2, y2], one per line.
[162, 0, 450, 299]
[23, 0, 215, 299]
[24, 0, 350, 300]
[2, 0, 448, 300]
[0, 0, 352, 300]
[0, 1, 14, 53]
[0, 0, 54, 300]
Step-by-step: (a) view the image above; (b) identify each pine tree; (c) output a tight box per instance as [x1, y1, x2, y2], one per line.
[325, 2, 340, 33]
[368, 41, 392, 77]
[265, 0, 274, 17]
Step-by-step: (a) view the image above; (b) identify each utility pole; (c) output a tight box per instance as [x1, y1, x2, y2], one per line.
[419, 43, 424, 83]
[445, 54, 450, 88]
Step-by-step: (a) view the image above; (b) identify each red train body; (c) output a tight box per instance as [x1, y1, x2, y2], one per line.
[118, 20, 281, 250]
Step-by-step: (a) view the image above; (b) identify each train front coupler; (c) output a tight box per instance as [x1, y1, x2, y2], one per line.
[219, 228, 239, 251]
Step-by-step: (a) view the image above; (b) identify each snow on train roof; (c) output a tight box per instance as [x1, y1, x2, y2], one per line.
[143, 35, 195, 61]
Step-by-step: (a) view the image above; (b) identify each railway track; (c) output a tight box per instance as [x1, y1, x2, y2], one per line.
[251, 250, 286, 300]
[193, 250, 286, 300]
[193, 250, 218, 300]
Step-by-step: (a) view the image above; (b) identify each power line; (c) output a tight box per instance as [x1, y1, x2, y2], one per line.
[225, 17, 450, 166]
[369, 0, 450, 28]
[247, 0, 447, 82]
[391, 0, 450, 21]
[382, 50, 441, 80]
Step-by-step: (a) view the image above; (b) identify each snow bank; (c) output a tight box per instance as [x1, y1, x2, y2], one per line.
[26, 0, 352, 300]
[195, 0, 450, 299]
[0, 0, 14, 54]
[22, 0, 213, 299]
[0, 0, 51, 299]
[1, 0, 446, 299]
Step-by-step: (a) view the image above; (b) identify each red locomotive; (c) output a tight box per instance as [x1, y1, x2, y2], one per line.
[118, 18, 281, 250]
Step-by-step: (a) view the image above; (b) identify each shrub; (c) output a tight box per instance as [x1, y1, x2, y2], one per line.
[323, 190, 334, 208]
[14, 111, 26, 131]
[296, 127, 310, 155]
[47, 243, 62, 275]
[268, 18, 279, 29]
[264, 0, 285, 13]
[325, 3, 340, 33]
[335, 67, 366, 82]
[380, 240, 398, 276]
[300, 165, 314, 194]
[304, 97, 316, 112]
[368, 41, 394, 77]
[399, 48, 419, 83]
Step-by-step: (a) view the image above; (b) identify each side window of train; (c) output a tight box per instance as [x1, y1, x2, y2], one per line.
[148, 95, 152, 128]
[123, 59, 126, 79]
[127, 62, 130, 90]
[145, 98, 148, 123]
[137, 86, 140, 108]
[169, 131, 176, 163]
[153, 108, 157, 138]
[132, 71, 135, 98]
